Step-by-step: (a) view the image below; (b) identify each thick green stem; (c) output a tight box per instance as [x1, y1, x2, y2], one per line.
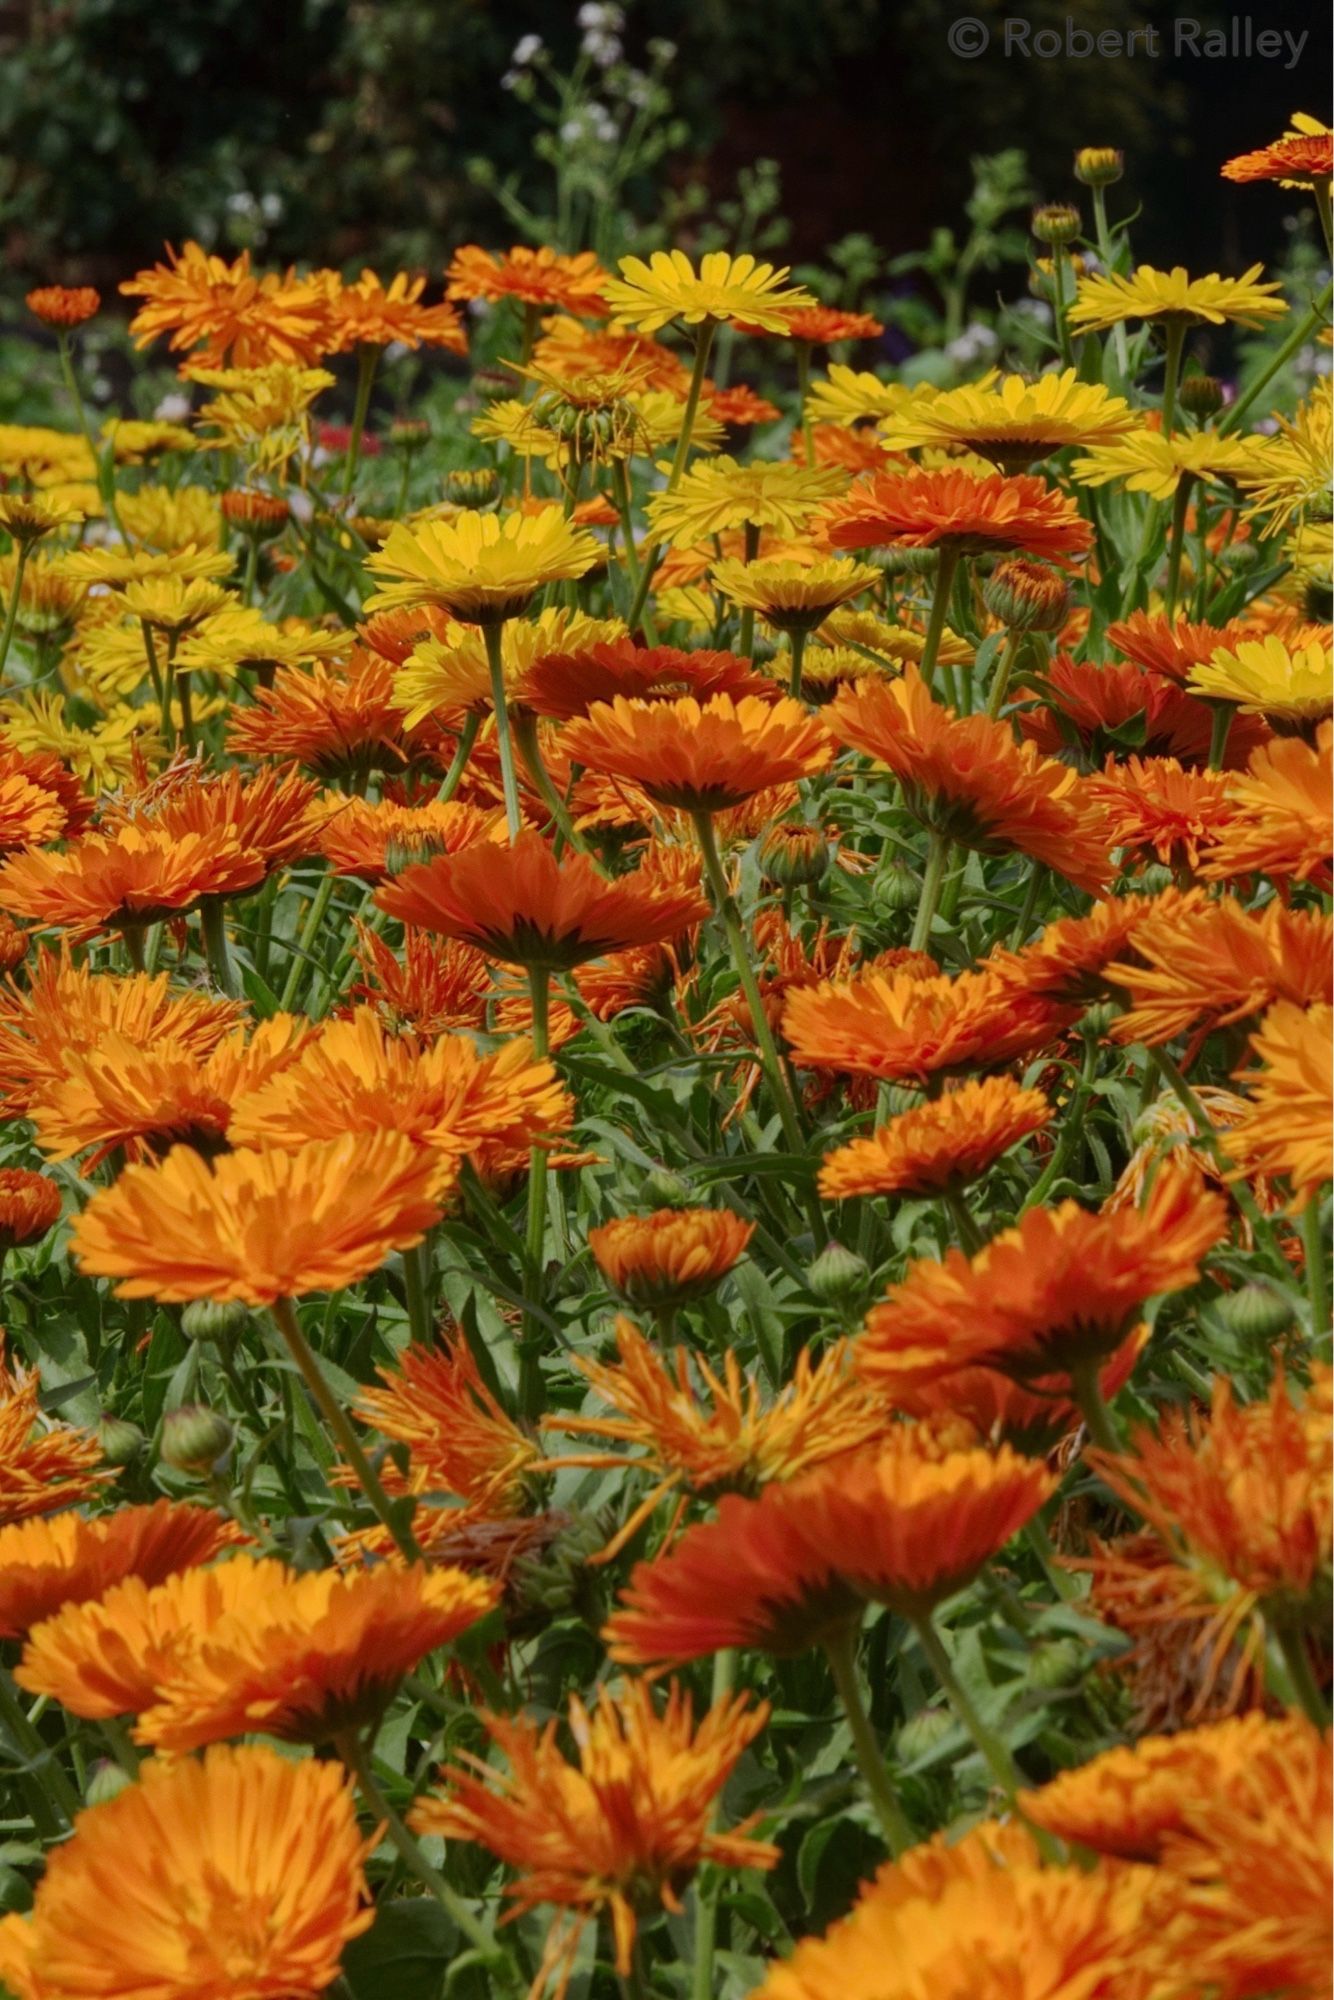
[241, 535, 260, 607]
[691, 1648, 737, 2000]
[909, 830, 950, 955]
[944, 1189, 984, 1255]
[984, 629, 1022, 721]
[519, 969, 552, 1420]
[1070, 1355, 1122, 1457]
[625, 320, 718, 633]
[340, 345, 380, 501]
[269, 1296, 420, 1561]
[120, 923, 147, 974]
[0, 541, 31, 681]
[918, 544, 960, 692]
[483, 620, 524, 842]
[1274, 1625, 1330, 1727]
[911, 1614, 1026, 1805]
[436, 712, 479, 803]
[1222, 283, 1333, 432]
[1159, 320, 1187, 437]
[1163, 474, 1194, 619]
[1206, 704, 1233, 772]
[199, 896, 240, 999]
[823, 1624, 913, 1855]
[1049, 246, 1073, 367]
[280, 867, 338, 1012]
[1090, 188, 1130, 377]
[787, 627, 807, 701]
[1302, 1199, 1330, 1339]
[513, 707, 586, 854]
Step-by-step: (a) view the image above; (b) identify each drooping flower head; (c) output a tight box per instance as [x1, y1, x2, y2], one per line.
[588, 1208, 754, 1307]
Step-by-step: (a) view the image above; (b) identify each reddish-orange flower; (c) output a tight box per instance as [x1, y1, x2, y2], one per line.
[1106, 611, 1257, 684]
[1089, 757, 1244, 873]
[889, 1337, 1147, 1458]
[829, 669, 1112, 891]
[354, 1334, 543, 1522]
[351, 921, 492, 1037]
[0, 1501, 242, 1641]
[107, 763, 321, 879]
[986, 895, 1162, 1005]
[376, 830, 708, 970]
[225, 650, 447, 779]
[783, 964, 1072, 1086]
[822, 468, 1093, 563]
[1020, 654, 1269, 770]
[0, 1169, 62, 1251]
[315, 794, 503, 882]
[1222, 129, 1334, 186]
[855, 1166, 1226, 1393]
[518, 640, 770, 721]
[560, 693, 833, 813]
[25, 285, 101, 329]
[1107, 892, 1333, 1044]
[588, 1208, 754, 1307]
[820, 1076, 1050, 1199]
[410, 1682, 777, 1995]
[445, 244, 610, 317]
[0, 745, 92, 853]
[0, 826, 265, 941]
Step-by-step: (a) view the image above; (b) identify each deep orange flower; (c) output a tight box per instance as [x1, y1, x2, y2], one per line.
[353, 1335, 543, 1525]
[351, 921, 492, 1037]
[1222, 129, 1334, 186]
[376, 830, 708, 970]
[782, 964, 1073, 1086]
[0, 952, 240, 1119]
[889, 1337, 1147, 1458]
[0, 826, 264, 941]
[0, 1342, 104, 1523]
[706, 381, 783, 424]
[574, 940, 678, 1020]
[225, 650, 447, 779]
[1227, 1000, 1332, 1205]
[1019, 1712, 1317, 1862]
[25, 285, 101, 329]
[606, 1432, 1054, 1664]
[0, 744, 92, 853]
[120, 241, 334, 367]
[71, 1132, 453, 1305]
[829, 670, 1112, 892]
[358, 602, 454, 666]
[1107, 892, 1333, 1044]
[766, 306, 885, 345]
[323, 268, 467, 353]
[519, 639, 770, 721]
[560, 693, 833, 813]
[822, 468, 1093, 563]
[1088, 757, 1244, 873]
[588, 1208, 754, 1307]
[1199, 722, 1333, 889]
[986, 895, 1161, 1005]
[0, 1169, 62, 1250]
[410, 1681, 777, 1995]
[819, 1076, 1050, 1199]
[1019, 654, 1269, 770]
[855, 1166, 1226, 1393]
[108, 764, 321, 879]
[0, 1501, 242, 1641]
[445, 244, 610, 317]
[1106, 610, 1257, 685]
[315, 794, 503, 882]
[134, 1555, 499, 1750]
[0, 1745, 374, 2000]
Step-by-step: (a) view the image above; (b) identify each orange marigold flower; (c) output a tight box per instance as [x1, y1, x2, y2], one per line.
[1107, 892, 1333, 1045]
[821, 468, 1094, 563]
[354, 1334, 542, 1521]
[828, 669, 1112, 892]
[589, 1208, 754, 1308]
[1019, 653, 1269, 770]
[376, 829, 708, 970]
[0, 825, 264, 942]
[25, 285, 101, 329]
[446, 244, 611, 317]
[819, 1076, 1050, 1199]
[1222, 127, 1334, 187]
[606, 1433, 1054, 1665]
[225, 649, 447, 780]
[410, 1681, 777, 1995]
[350, 921, 492, 1037]
[315, 794, 503, 882]
[1199, 721, 1333, 889]
[119, 240, 334, 367]
[0, 952, 239, 1119]
[1088, 757, 1244, 874]
[855, 1166, 1226, 1394]
[0, 1745, 374, 2000]
[985, 895, 1161, 1005]
[0, 1340, 104, 1522]
[1106, 610, 1257, 684]
[782, 964, 1073, 1087]
[133, 1555, 499, 1751]
[107, 763, 321, 879]
[70, 1132, 453, 1305]
[358, 601, 454, 666]
[518, 639, 770, 721]
[1019, 1712, 1317, 1862]
[706, 381, 783, 424]
[0, 1169, 62, 1250]
[0, 743, 91, 853]
[0, 1500, 242, 1641]
[322, 268, 467, 354]
[889, 1337, 1146, 1458]
[1226, 1000, 1333, 1205]
[561, 691, 833, 812]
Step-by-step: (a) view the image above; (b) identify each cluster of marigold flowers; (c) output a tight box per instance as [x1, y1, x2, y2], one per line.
[0, 113, 1326, 2000]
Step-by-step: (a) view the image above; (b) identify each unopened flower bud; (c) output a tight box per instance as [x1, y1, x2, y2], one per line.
[1178, 374, 1224, 420]
[875, 857, 921, 914]
[639, 1166, 694, 1210]
[875, 545, 938, 579]
[1079, 1001, 1118, 1041]
[181, 1298, 250, 1345]
[390, 416, 431, 450]
[1136, 863, 1175, 896]
[383, 834, 449, 877]
[806, 1240, 870, 1306]
[1217, 1283, 1296, 1342]
[444, 468, 500, 510]
[1074, 147, 1124, 187]
[758, 823, 830, 890]
[983, 558, 1070, 634]
[84, 1760, 135, 1809]
[161, 1405, 234, 1477]
[1032, 203, 1082, 247]
[350, 515, 394, 550]
[95, 1414, 145, 1466]
[895, 1706, 955, 1764]
[1026, 1637, 1086, 1689]
[220, 490, 289, 541]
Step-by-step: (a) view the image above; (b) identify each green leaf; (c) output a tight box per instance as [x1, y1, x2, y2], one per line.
[341, 1899, 454, 2000]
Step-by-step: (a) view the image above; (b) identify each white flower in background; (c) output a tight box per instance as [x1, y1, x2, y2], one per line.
[583, 32, 623, 66]
[944, 322, 1000, 368]
[511, 33, 544, 65]
[577, 3, 625, 29]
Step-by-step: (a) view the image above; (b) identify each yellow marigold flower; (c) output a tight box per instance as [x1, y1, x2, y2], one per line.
[120, 240, 335, 367]
[1188, 632, 1332, 731]
[61, 542, 233, 586]
[604, 249, 815, 334]
[0, 693, 145, 789]
[821, 607, 973, 668]
[1071, 426, 1270, 502]
[625, 386, 728, 456]
[587, 1208, 754, 1307]
[820, 1075, 1050, 1199]
[115, 484, 221, 552]
[71, 1131, 453, 1305]
[173, 604, 346, 680]
[130, 1555, 498, 1751]
[1237, 378, 1332, 535]
[710, 555, 879, 632]
[0, 552, 86, 641]
[645, 456, 846, 546]
[0, 494, 83, 546]
[1226, 999, 1333, 1205]
[410, 1681, 777, 1993]
[561, 692, 834, 810]
[804, 364, 913, 428]
[0, 425, 94, 488]
[366, 505, 599, 623]
[1200, 722, 1333, 888]
[100, 417, 196, 463]
[0, 1744, 374, 2000]
[1067, 262, 1287, 333]
[881, 369, 1136, 469]
[114, 574, 233, 638]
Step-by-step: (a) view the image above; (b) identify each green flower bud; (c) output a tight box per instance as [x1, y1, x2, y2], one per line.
[806, 1240, 870, 1306]
[875, 857, 921, 914]
[1074, 147, 1124, 187]
[982, 558, 1070, 634]
[84, 1759, 135, 1810]
[95, 1413, 145, 1467]
[444, 467, 500, 510]
[1032, 202, 1082, 246]
[161, 1404, 234, 1478]
[181, 1298, 250, 1345]
[1178, 374, 1224, 420]
[875, 545, 938, 579]
[895, 1706, 955, 1764]
[390, 416, 431, 450]
[639, 1167, 695, 1210]
[758, 824, 830, 890]
[1217, 1283, 1296, 1342]
[1026, 1637, 1086, 1690]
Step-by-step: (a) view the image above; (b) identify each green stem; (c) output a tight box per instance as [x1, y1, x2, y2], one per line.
[482, 621, 524, 842]
[340, 345, 380, 501]
[280, 868, 338, 1013]
[120, 924, 147, 974]
[100, 1715, 141, 1775]
[737, 519, 761, 662]
[269, 1296, 421, 1561]
[1206, 704, 1233, 772]
[1274, 1625, 1330, 1727]
[794, 340, 815, 465]
[1021, 1034, 1099, 1212]
[336, 1728, 507, 1967]
[513, 707, 586, 854]
[911, 1614, 1026, 1806]
[1022, 1514, 1078, 1603]
[1222, 283, 1333, 432]
[918, 544, 960, 692]
[1315, 181, 1333, 259]
[57, 332, 125, 544]
[403, 1240, 433, 1347]
[693, 811, 825, 1246]
[909, 830, 950, 955]
[199, 896, 240, 1000]
[519, 969, 551, 1421]
[436, 712, 479, 803]
[241, 536, 260, 608]
[624, 321, 718, 633]
[1050, 246, 1073, 367]
[0, 1669, 81, 1828]
[787, 627, 807, 701]
[944, 1189, 984, 1255]
[1159, 320, 1187, 437]
[1164, 474, 1194, 619]
[0, 542, 31, 681]
[1302, 1200, 1330, 1340]
[1070, 1355, 1122, 1456]
[609, 460, 657, 644]
[984, 629, 1022, 721]
[691, 1648, 737, 2000]
[823, 1624, 912, 1855]
[1090, 188, 1130, 377]
[1007, 862, 1045, 950]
